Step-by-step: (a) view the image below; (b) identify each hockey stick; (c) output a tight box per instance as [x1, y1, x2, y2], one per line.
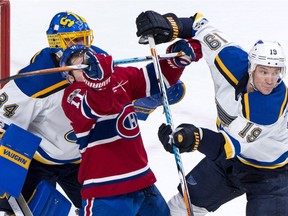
[6, 193, 33, 216]
[0, 53, 183, 84]
[147, 35, 194, 216]
[0, 64, 88, 84]
[114, 51, 184, 65]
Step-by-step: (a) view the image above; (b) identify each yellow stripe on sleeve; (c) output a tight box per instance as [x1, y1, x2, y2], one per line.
[243, 93, 250, 120]
[220, 131, 235, 159]
[31, 80, 68, 98]
[279, 87, 288, 118]
[215, 55, 238, 86]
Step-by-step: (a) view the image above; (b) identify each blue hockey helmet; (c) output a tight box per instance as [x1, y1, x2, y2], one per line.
[60, 44, 92, 79]
[47, 12, 94, 52]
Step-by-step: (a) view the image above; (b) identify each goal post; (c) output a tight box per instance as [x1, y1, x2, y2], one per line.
[0, 0, 10, 87]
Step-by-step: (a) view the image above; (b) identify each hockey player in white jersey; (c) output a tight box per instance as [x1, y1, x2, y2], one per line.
[136, 11, 288, 215]
[0, 11, 108, 214]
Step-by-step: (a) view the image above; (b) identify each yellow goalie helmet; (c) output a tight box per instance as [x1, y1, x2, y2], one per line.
[46, 11, 94, 52]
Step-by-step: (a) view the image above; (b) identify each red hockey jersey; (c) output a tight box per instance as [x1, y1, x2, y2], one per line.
[62, 60, 184, 199]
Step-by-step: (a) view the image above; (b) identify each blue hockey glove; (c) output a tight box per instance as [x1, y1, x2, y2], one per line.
[166, 39, 202, 68]
[158, 123, 202, 153]
[83, 51, 106, 80]
[83, 51, 114, 89]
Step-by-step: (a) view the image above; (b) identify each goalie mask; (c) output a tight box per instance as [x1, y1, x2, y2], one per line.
[47, 12, 94, 52]
[248, 40, 286, 89]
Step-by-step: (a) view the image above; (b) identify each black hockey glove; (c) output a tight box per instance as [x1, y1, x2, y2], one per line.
[158, 123, 174, 153]
[158, 123, 201, 153]
[136, 10, 182, 45]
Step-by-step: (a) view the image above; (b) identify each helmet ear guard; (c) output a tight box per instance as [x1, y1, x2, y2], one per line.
[46, 12, 94, 51]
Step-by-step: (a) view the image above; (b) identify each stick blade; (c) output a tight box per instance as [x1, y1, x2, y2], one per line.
[66, 64, 88, 70]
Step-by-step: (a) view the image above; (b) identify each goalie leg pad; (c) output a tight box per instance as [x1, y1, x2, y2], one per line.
[0, 124, 41, 198]
[28, 180, 72, 216]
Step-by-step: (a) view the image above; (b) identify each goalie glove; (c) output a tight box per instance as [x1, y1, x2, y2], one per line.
[166, 39, 202, 68]
[158, 123, 202, 153]
[136, 10, 183, 44]
[83, 51, 114, 89]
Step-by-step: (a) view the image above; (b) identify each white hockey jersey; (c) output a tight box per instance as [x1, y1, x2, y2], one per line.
[0, 47, 83, 165]
[192, 13, 288, 169]
[0, 79, 81, 165]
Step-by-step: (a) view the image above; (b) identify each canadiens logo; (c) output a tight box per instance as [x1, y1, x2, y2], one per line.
[116, 104, 140, 139]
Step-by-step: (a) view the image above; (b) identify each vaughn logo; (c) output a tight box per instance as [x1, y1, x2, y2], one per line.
[0, 146, 30, 169]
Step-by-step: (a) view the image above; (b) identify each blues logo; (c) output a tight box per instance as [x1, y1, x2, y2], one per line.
[64, 129, 77, 143]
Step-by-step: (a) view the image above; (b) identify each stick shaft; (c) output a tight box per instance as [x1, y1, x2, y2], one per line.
[147, 36, 194, 216]
[114, 52, 184, 65]
[0, 65, 87, 84]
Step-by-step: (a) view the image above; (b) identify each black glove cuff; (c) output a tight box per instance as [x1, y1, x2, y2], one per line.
[163, 13, 182, 41]
[178, 18, 193, 38]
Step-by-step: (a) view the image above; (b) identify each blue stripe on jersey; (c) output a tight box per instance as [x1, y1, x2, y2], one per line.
[238, 152, 288, 169]
[214, 46, 248, 88]
[82, 167, 152, 188]
[145, 63, 161, 95]
[242, 82, 288, 125]
[77, 118, 118, 149]
[35, 146, 81, 164]
[82, 94, 97, 119]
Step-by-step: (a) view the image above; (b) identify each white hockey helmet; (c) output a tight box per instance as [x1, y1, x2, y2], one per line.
[248, 40, 286, 87]
[248, 40, 286, 73]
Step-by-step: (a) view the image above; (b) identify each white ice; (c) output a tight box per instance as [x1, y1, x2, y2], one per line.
[5, 0, 288, 215]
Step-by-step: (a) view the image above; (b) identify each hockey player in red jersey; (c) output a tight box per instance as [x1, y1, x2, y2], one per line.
[60, 40, 202, 216]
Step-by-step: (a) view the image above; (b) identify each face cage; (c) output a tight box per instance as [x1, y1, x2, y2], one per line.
[47, 29, 94, 50]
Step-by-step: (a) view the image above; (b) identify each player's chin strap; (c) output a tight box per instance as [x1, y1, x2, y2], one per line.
[146, 35, 194, 216]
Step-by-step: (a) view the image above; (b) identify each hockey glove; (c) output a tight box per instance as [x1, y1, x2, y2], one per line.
[136, 11, 182, 45]
[166, 39, 202, 68]
[158, 123, 174, 153]
[83, 51, 114, 89]
[158, 123, 202, 153]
